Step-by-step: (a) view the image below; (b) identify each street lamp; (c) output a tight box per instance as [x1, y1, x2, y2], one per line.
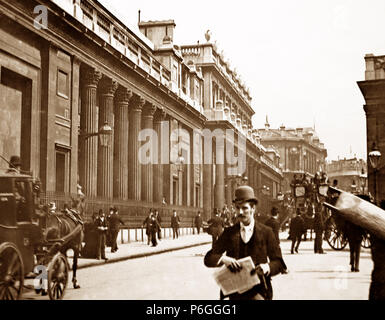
[176, 153, 185, 172]
[79, 122, 113, 147]
[369, 142, 381, 205]
[261, 185, 270, 196]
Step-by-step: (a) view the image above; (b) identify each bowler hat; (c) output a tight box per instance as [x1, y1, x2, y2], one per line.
[9, 155, 21, 167]
[233, 186, 258, 205]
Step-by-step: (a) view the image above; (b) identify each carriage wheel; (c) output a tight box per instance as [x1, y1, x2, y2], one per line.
[0, 242, 24, 300]
[361, 233, 371, 249]
[325, 217, 348, 250]
[47, 253, 69, 300]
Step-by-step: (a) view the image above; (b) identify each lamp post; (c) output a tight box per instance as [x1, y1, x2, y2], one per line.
[368, 142, 381, 205]
[79, 122, 113, 147]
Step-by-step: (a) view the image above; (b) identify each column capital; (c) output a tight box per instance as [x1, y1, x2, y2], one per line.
[115, 86, 133, 104]
[154, 106, 167, 122]
[143, 102, 157, 117]
[130, 94, 146, 111]
[82, 67, 102, 87]
[99, 77, 118, 96]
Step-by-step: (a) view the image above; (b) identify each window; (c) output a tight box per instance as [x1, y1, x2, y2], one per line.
[195, 185, 200, 207]
[172, 178, 178, 205]
[57, 69, 69, 99]
[55, 146, 70, 193]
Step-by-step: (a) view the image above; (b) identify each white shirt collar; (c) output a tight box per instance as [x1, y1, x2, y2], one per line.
[240, 218, 255, 243]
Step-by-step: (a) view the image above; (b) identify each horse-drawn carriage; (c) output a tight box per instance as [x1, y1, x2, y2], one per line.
[287, 174, 371, 250]
[0, 170, 83, 300]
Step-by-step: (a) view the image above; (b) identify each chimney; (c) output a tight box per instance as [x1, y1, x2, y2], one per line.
[296, 127, 303, 137]
[138, 20, 176, 47]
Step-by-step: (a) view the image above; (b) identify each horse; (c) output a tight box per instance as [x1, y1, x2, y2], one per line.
[44, 203, 84, 290]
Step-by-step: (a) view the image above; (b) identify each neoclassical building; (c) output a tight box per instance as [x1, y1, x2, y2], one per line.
[258, 119, 328, 194]
[0, 0, 283, 222]
[326, 158, 367, 195]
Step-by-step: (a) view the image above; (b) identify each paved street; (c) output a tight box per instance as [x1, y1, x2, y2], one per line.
[22, 235, 373, 300]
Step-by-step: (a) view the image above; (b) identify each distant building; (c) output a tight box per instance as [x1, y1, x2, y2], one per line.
[258, 119, 328, 194]
[326, 158, 368, 195]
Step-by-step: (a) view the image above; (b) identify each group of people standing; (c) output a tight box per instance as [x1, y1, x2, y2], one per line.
[84, 207, 124, 260]
[142, 209, 162, 247]
[142, 209, 183, 247]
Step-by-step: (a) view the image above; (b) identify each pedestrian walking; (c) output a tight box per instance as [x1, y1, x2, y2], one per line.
[290, 209, 305, 254]
[106, 207, 115, 248]
[207, 210, 224, 246]
[264, 207, 289, 274]
[204, 185, 286, 300]
[154, 210, 162, 240]
[345, 220, 365, 272]
[171, 210, 180, 239]
[149, 214, 160, 246]
[264, 207, 280, 243]
[108, 207, 125, 253]
[314, 203, 326, 254]
[142, 210, 153, 245]
[95, 209, 108, 261]
[194, 211, 203, 234]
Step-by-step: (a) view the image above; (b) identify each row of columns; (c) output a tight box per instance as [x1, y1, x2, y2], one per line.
[79, 66, 168, 202]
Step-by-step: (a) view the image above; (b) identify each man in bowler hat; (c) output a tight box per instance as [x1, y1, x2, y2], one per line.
[7, 155, 21, 173]
[204, 185, 286, 300]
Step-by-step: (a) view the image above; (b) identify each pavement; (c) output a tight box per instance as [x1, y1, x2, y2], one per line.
[70, 230, 295, 270]
[70, 231, 213, 269]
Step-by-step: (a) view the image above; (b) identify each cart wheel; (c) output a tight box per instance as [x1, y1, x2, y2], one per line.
[0, 242, 24, 300]
[47, 253, 69, 300]
[325, 217, 348, 250]
[361, 233, 371, 249]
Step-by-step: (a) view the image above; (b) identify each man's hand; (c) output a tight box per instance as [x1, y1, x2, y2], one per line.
[221, 256, 242, 273]
[250, 263, 270, 276]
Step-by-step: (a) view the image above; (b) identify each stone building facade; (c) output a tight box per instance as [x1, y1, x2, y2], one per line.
[358, 53, 385, 204]
[258, 119, 328, 194]
[0, 0, 282, 222]
[325, 158, 367, 195]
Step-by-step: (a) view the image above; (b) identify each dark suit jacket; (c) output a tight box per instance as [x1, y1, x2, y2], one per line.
[289, 216, 305, 237]
[194, 215, 202, 227]
[204, 221, 285, 299]
[108, 214, 124, 231]
[264, 217, 280, 243]
[171, 215, 180, 228]
[208, 215, 224, 237]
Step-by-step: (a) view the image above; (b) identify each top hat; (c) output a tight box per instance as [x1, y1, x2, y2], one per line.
[9, 155, 21, 167]
[233, 186, 258, 205]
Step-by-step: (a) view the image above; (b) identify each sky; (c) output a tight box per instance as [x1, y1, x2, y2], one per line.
[98, 0, 385, 161]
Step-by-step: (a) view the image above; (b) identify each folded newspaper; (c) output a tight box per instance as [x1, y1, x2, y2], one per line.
[212, 256, 260, 296]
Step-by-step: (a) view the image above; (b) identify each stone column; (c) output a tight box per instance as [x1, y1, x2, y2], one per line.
[203, 164, 212, 220]
[79, 67, 102, 197]
[141, 102, 157, 202]
[97, 77, 118, 198]
[128, 94, 145, 200]
[113, 86, 132, 200]
[162, 115, 171, 205]
[214, 141, 225, 211]
[153, 107, 166, 203]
